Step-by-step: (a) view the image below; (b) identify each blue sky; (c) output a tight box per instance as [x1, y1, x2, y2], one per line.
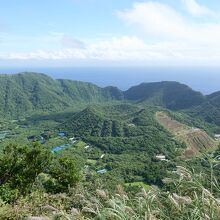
[0, 0, 220, 66]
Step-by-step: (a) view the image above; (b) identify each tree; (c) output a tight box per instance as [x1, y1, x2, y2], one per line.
[45, 156, 80, 193]
[0, 143, 52, 202]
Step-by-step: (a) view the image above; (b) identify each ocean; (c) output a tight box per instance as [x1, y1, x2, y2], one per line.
[0, 66, 219, 94]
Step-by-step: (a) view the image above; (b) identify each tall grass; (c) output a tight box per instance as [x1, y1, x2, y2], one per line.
[1, 158, 220, 220]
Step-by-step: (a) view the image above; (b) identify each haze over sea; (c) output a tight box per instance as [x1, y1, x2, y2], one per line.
[0, 66, 219, 95]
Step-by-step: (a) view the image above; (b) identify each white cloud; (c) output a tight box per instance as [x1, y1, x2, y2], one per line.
[1, 36, 220, 66]
[1, 1, 220, 65]
[117, 1, 220, 45]
[0, 36, 149, 61]
[118, 2, 189, 41]
[182, 0, 215, 17]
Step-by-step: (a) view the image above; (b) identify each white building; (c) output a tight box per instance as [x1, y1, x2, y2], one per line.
[156, 155, 166, 161]
[214, 134, 220, 140]
[85, 145, 90, 149]
[69, 137, 76, 144]
[100, 154, 105, 159]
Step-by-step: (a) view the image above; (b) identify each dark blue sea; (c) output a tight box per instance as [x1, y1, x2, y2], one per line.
[0, 66, 219, 94]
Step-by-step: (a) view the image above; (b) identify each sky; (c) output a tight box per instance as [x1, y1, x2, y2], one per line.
[0, 0, 220, 66]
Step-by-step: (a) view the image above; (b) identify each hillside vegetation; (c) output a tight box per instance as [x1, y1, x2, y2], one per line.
[0, 73, 123, 117]
[1, 72, 219, 121]
[1, 143, 220, 220]
[0, 72, 220, 219]
[186, 91, 220, 126]
[124, 81, 205, 110]
[60, 104, 186, 185]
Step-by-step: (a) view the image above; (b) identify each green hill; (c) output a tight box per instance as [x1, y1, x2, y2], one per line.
[0, 72, 69, 117]
[186, 92, 220, 126]
[63, 104, 184, 154]
[62, 105, 127, 137]
[124, 81, 205, 110]
[60, 103, 188, 185]
[59, 102, 220, 186]
[1, 72, 220, 124]
[58, 80, 124, 102]
[0, 73, 123, 118]
[62, 106, 106, 137]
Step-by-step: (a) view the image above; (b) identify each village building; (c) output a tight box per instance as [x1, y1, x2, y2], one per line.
[69, 137, 76, 144]
[156, 155, 166, 161]
[85, 145, 90, 149]
[58, 131, 67, 137]
[100, 154, 105, 159]
[97, 169, 108, 174]
[214, 134, 220, 140]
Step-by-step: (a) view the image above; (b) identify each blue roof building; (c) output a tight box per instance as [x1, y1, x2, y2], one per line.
[97, 169, 108, 174]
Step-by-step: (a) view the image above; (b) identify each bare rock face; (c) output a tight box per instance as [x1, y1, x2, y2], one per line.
[156, 111, 217, 158]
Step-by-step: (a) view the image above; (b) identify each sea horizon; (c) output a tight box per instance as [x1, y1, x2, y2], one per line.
[0, 66, 219, 95]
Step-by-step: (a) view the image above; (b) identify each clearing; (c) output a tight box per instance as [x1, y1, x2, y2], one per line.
[155, 111, 218, 158]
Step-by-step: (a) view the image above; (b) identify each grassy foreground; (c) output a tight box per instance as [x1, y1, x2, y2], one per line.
[1, 160, 220, 220]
